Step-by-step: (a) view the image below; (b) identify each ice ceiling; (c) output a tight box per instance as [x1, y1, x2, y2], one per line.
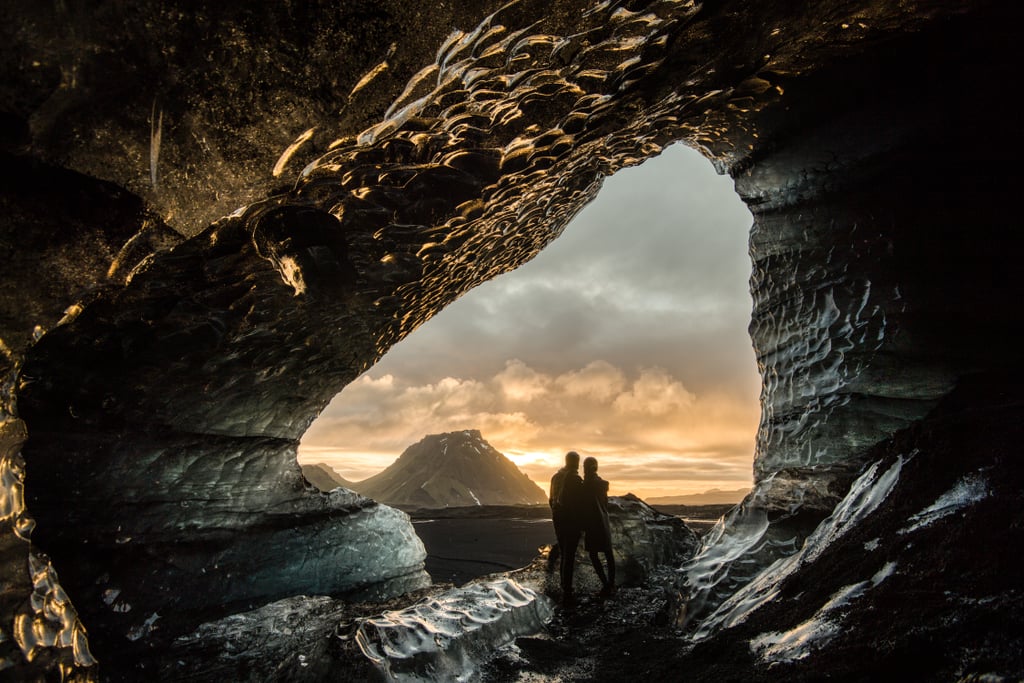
[1, 0, 1020, 678]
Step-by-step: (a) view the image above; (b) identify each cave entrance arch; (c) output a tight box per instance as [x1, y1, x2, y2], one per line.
[298, 143, 759, 510]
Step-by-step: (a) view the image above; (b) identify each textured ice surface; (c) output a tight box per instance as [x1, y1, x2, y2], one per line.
[608, 495, 699, 583]
[356, 578, 553, 682]
[899, 472, 989, 535]
[679, 450, 904, 623]
[166, 593, 397, 681]
[679, 496, 771, 617]
[0, 415, 94, 673]
[692, 456, 903, 640]
[750, 561, 896, 663]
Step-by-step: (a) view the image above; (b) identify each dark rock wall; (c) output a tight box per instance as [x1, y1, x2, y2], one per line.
[680, 4, 1024, 617]
[1, 0, 1020, 679]
[747, 9, 1022, 486]
[663, 375, 1024, 682]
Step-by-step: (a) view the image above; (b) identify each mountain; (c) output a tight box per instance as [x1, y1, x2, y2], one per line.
[301, 463, 355, 492]
[646, 487, 750, 506]
[355, 430, 548, 508]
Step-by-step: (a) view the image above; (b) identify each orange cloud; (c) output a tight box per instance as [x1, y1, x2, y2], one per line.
[299, 359, 757, 498]
[556, 360, 627, 401]
[612, 367, 695, 416]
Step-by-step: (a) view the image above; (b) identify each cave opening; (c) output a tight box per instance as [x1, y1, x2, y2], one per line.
[293, 142, 759, 589]
[297, 142, 758, 509]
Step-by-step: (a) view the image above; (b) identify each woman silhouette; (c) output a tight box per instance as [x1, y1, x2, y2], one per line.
[581, 456, 615, 598]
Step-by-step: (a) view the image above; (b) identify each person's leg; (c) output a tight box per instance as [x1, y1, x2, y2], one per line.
[588, 549, 608, 586]
[549, 517, 564, 574]
[560, 528, 580, 606]
[603, 549, 616, 596]
[547, 542, 561, 573]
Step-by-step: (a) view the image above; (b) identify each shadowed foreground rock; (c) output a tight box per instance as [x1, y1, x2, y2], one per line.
[163, 579, 554, 683]
[1, 0, 1022, 679]
[151, 493, 697, 682]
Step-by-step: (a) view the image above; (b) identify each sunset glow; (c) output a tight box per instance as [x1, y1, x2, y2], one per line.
[298, 144, 759, 501]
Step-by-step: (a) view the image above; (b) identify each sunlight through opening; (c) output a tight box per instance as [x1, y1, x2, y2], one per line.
[298, 143, 757, 503]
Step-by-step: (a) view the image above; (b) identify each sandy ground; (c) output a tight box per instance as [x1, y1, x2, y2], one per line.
[413, 517, 556, 585]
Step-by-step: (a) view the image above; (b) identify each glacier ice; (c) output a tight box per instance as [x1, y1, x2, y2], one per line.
[750, 561, 897, 663]
[899, 472, 989, 535]
[0, 0, 1014, 677]
[355, 578, 553, 682]
[691, 456, 903, 640]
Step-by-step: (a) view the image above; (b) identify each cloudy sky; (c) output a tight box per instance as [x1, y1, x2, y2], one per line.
[298, 143, 761, 499]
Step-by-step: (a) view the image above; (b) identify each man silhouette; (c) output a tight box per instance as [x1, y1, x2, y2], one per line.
[549, 450, 584, 607]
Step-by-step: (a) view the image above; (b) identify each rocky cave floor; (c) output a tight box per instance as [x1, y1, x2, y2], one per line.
[323, 533, 1023, 683]
[322, 557, 701, 683]
[482, 572, 695, 683]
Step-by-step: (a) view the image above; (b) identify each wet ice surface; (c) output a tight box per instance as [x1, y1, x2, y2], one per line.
[356, 578, 553, 682]
[690, 455, 904, 640]
[165, 580, 553, 683]
[676, 456, 898, 624]
[749, 561, 896, 663]
[899, 472, 989, 535]
[160, 498, 700, 681]
[479, 560, 697, 683]
[679, 498, 771, 615]
[0, 413, 94, 672]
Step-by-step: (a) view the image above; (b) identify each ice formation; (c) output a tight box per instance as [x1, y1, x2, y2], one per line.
[355, 578, 553, 682]
[691, 456, 903, 640]
[899, 472, 990, 535]
[750, 562, 897, 663]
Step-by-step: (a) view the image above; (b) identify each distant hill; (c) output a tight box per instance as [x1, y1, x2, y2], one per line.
[355, 430, 548, 508]
[646, 487, 750, 506]
[301, 463, 355, 492]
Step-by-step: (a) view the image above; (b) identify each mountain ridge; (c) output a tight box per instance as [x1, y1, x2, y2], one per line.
[301, 462, 355, 492]
[646, 487, 750, 505]
[354, 430, 548, 508]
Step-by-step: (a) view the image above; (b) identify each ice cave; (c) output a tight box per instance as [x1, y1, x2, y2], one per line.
[1, 0, 1021, 680]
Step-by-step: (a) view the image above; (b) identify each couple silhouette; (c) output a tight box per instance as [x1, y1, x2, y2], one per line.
[548, 451, 616, 607]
